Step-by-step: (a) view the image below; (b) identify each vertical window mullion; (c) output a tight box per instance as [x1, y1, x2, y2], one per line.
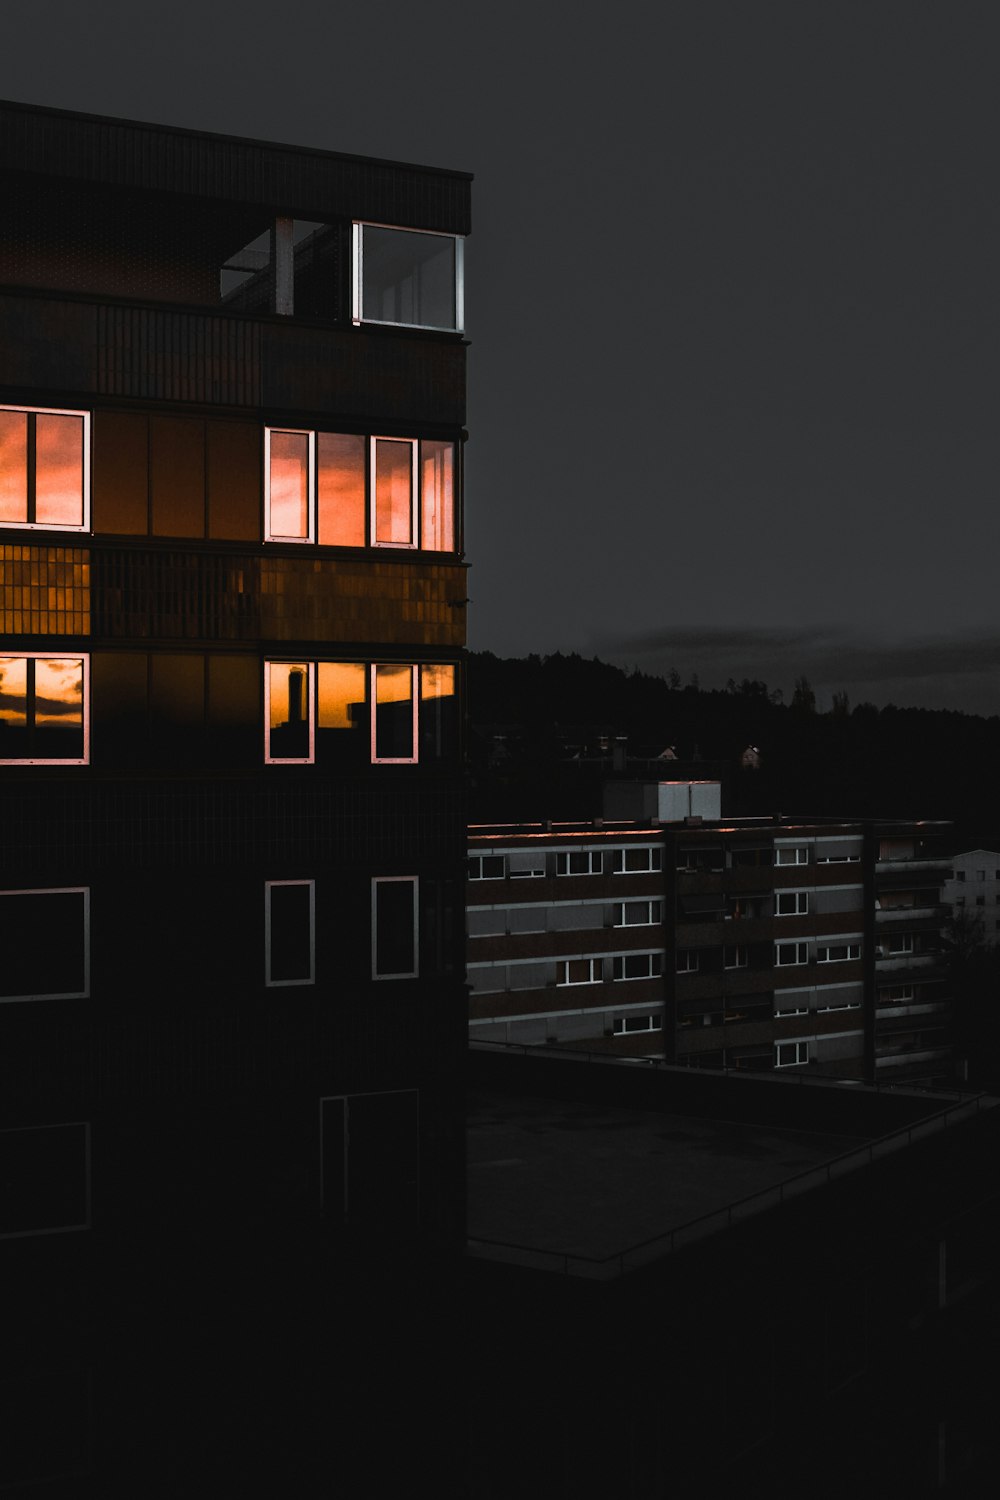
[26, 412, 36, 524]
[25, 656, 36, 743]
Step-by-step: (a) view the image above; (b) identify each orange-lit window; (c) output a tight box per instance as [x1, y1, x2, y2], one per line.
[372, 664, 417, 762]
[420, 440, 455, 552]
[0, 406, 89, 532]
[353, 223, 464, 333]
[0, 654, 88, 764]
[317, 661, 368, 767]
[265, 661, 314, 763]
[372, 877, 419, 979]
[0, 888, 90, 1001]
[265, 428, 313, 541]
[419, 664, 457, 760]
[264, 880, 315, 986]
[317, 432, 365, 546]
[372, 438, 416, 547]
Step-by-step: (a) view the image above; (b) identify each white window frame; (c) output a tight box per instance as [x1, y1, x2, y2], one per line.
[556, 958, 602, 987]
[775, 1039, 810, 1069]
[0, 887, 90, 1002]
[886, 934, 914, 956]
[371, 876, 419, 980]
[816, 942, 861, 964]
[264, 880, 316, 988]
[723, 945, 749, 970]
[775, 891, 810, 916]
[614, 900, 661, 928]
[612, 952, 664, 981]
[676, 950, 700, 974]
[555, 850, 603, 877]
[370, 664, 419, 765]
[0, 404, 91, 533]
[0, 653, 90, 766]
[775, 941, 810, 967]
[611, 846, 662, 874]
[613, 1013, 663, 1036]
[468, 855, 505, 881]
[775, 846, 811, 866]
[264, 660, 316, 765]
[774, 990, 809, 1017]
[264, 427, 316, 543]
[369, 437, 418, 550]
[352, 221, 465, 334]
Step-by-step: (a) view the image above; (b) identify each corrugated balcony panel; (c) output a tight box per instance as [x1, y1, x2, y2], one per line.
[0, 545, 91, 635]
[1, 101, 471, 233]
[0, 775, 466, 874]
[0, 292, 466, 427]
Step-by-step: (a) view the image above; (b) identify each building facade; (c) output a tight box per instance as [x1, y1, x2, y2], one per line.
[0, 100, 470, 1247]
[468, 787, 954, 1084]
[942, 848, 1000, 945]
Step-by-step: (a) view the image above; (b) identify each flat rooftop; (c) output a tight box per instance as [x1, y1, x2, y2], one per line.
[466, 1049, 991, 1277]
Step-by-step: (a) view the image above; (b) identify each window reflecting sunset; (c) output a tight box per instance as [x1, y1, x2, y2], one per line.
[0, 410, 27, 522]
[420, 441, 454, 552]
[267, 431, 310, 540]
[317, 433, 365, 546]
[34, 415, 85, 527]
[0, 654, 87, 762]
[373, 440, 414, 546]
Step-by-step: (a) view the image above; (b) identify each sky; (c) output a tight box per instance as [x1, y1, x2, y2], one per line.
[2, 0, 999, 712]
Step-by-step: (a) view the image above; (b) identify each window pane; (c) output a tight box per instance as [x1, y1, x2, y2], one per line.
[362, 226, 458, 331]
[374, 664, 414, 760]
[268, 883, 313, 984]
[0, 891, 87, 999]
[34, 414, 84, 527]
[420, 440, 455, 551]
[374, 440, 413, 545]
[317, 432, 365, 546]
[0, 657, 28, 750]
[0, 410, 27, 523]
[33, 658, 84, 759]
[419, 664, 457, 760]
[317, 662, 367, 767]
[268, 662, 311, 760]
[268, 431, 310, 539]
[374, 880, 417, 977]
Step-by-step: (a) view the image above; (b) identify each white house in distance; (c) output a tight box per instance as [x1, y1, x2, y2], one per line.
[942, 850, 1000, 945]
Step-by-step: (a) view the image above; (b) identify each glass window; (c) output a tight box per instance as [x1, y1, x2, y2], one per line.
[420, 440, 455, 552]
[419, 664, 458, 760]
[265, 661, 314, 763]
[372, 664, 417, 762]
[0, 654, 88, 764]
[372, 877, 418, 979]
[775, 1040, 809, 1068]
[676, 951, 700, 974]
[557, 959, 601, 986]
[372, 439, 416, 547]
[317, 662, 367, 767]
[266, 429, 313, 541]
[776, 941, 810, 966]
[612, 953, 663, 981]
[354, 223, 463, 332]
[613, 1014, 662, 1035]
[0, 888, 89, 1001]
[264, 881, 315, 986]
[776, 891, 809, 916]
[556, 851, 603, 876]
[317, 432, 365, 547]
[724, 946, 749, 969]
[468, 855, 505, 881]
[775, 846, 810, 866]
[615, 900, 660, 927]
[0, 406, 89, 531]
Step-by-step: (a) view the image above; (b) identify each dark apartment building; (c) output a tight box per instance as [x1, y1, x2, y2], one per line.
[468, 783, 954, 1085]
[0, 100, 470, 1490]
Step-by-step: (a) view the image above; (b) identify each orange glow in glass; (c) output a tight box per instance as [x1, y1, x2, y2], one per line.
[420, 441, 454, 551]
[269, 432, 309, 538]
[318, 661, 366, 728]
[0, 411, 27, 523]
[35, 415, 84, 526]
[374, 440, 412, 545]
[33, 657, 83, 727]
[317, 433, 365, 546]
[0, 656, 28, 726]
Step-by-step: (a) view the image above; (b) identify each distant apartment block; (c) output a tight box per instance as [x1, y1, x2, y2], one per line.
[467, 785, 954, 1085]
[942, 849, 1000, 944]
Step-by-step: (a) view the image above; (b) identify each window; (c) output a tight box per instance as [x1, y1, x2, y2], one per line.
[556, 959, 601, 986]
[0, 654, 89, 764]
[613, 1014, 663, 1035]
[0, 888, 89, 1002]
[0, 1122, 91, 1238]
[976, 896, 985, 907]
[775, 846, 810, 866]
[264, 881, 315, 987]
[468, 855, 505, 881]
[556, 851, 603, 877]
[676, 950, 700, 974]
[723, 946, 749, 969]
[775, 891, 809, 916]
[611, 847, 662, 874]
[775, 992, 809, 1016]
[816, 943, 861, 963]
[265, 428, 456, 552]
[508, 851, 547, 879]
[615, 900, 661, 927]
[956, 871, 966, 882]
[0, 406, 90, 531]
[612, 953, 663, 981]
[880, 985, 914, 1004]
[353, 222, 464, 332]
[775, 1040, 809, 1068]
[978, 870, 987, 882]
[265, 659, 455, 766]
[886, 934, 914, 956]
[776, 941, 810, 966]
[372, 878, 418, 979]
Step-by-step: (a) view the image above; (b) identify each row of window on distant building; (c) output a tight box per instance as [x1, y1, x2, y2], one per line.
[0, 655, 457, 765]
[0, 878, 429, 1001]
[467, 844, 867, 880]
[0, 407, 460, 551]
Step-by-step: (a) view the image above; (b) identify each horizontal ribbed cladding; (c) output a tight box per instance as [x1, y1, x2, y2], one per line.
[0, 292, 465, 425]
[1, 102, 471, 234]
[96, 306, 263, 406]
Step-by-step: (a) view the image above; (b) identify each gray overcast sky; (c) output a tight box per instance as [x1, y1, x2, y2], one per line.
[3, 1, 999, 711]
